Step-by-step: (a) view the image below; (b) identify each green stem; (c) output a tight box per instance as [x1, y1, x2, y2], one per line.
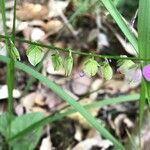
[0, 0, 17, 142]
[0, 34, 150, 62]
[0, 0, 13, 141]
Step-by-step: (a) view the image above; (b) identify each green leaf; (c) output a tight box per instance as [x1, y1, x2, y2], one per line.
[26, 45, 44, 66]
[83, 59, 99, 77]
[0, 113, 15, 138]
[51, 52, 63, 71]
[10, 40, 20, 61]
[9, 112, 44, 150]
[64, 54, 73, 76]
[0, 112, 44, 150]
[100, 62, 113, 80]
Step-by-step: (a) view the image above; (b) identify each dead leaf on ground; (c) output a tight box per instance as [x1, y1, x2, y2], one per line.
[48, 0, 69, 18]
[71, 73, 92, 96]
[42, 20, 63, 34]
[21, 92, 45, 112]
[68, 98, 99, 129]
[72, 134, 113, 150]
[16, 3, 48, 21]
[104, 79, 130, 95]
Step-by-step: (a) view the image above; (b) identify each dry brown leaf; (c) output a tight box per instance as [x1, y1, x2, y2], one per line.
[90, 79, 103, 100]
[21, 92, 45, 112]
[104, 79, 130, 95]
[68, 98, 99, 129]
[42, 20, 63, 34]
[71, 73, 92, 96]
[48, 0, 69, 18]
[16, 3, 48, 21]
[32, 106, 48, 116]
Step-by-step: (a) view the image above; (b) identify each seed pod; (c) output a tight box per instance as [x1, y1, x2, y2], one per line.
[83, 58, 99, 78]
[26, 44, 44, 66]
[100, 62, 113, 80]
[10, 40, 21, 61]
[51, 52, 63, 71]
[64, 52, 73, 76]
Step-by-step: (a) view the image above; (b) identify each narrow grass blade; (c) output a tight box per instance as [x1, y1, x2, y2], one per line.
[139, 79, 146, 126]
[101, 0, 138, 52]
[0, 55, 124, 149]
[138, 0, 150, 147]
[138, 0, 150, 61]
[7, 94, 139, 145]
[0, 0, 16, 140]
[138, 0, 150, 124]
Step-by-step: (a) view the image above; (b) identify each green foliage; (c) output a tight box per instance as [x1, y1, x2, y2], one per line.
[83, 58, 99, 77]
[0, 0, 149, 149]
[64, 51, 73, 76]
[0, 112, 44, 150]
[51, 52, 63, 71]
[26, 45, 44, 66]
[100, 62, 113, 80]
[9, 40, 20, 61]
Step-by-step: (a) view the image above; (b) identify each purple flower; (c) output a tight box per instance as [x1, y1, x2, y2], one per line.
[142, 64, 150, 81]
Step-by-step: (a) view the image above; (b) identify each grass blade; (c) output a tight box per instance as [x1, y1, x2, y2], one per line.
[0, 55, 124, 149]
[138, 0, 150, 125]
[138, 0, 150, 147]
[0, 0, 16, 140]
[7, 94, 139, 144]
[101, 0, 138, 52]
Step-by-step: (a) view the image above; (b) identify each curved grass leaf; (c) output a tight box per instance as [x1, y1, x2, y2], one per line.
[138, 0, 150, 126]
[0, 55, 124, 149]
[101, 0, 138, 53]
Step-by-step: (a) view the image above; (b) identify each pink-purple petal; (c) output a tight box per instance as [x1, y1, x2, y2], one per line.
[142, 64, 150, 81]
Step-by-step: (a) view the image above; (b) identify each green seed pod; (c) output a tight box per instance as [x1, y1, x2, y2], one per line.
[64, 52, 73, 76]
[51, 52, 63, 71]
[100, 62, 113, 80]
[10, 40, 21, 61]
[26, 45, 44, 66]
[83, 58, 99, 78]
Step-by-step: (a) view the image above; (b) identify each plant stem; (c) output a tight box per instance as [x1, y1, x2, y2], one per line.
[0, 34, 150, 62]
[0, 0, 16, 141]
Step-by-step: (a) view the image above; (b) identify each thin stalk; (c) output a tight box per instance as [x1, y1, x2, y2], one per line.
[0, 34, 150, 62]
[0, 0, 14, 141]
